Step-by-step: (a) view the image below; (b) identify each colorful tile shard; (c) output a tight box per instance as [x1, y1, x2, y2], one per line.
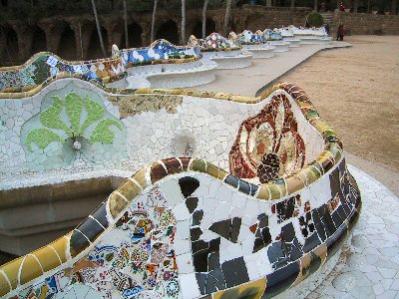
[0, 80, 361, 299]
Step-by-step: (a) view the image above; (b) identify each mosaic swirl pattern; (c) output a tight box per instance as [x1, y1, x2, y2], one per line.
[0, 82, 361, 298]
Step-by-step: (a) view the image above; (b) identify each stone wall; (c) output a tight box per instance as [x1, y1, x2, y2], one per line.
[1, 6, 399, 65]
[331, 12, 399, 35]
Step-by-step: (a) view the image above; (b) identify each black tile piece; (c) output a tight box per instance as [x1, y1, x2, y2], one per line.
[238, 179, 251, 194]
[302, 231, 321, 253]
[91, 203, 109, 228]
[264, 261, 300, 299]
[206, 268, 226, 293]
[196, 273, 208, 295]
[331, 210, 344, 228]
[186, 196, 198, 214]
[249, 183, 259, 196]
[253, 238, 265, 253]
[267, 241, 285, 266]
[190, 227, 203, 241]
[337, 205, 348, 221]
[224, 174, 239, 189]
[192, 238, 221, 272]
[209, 217, 242, 243]
[193, 251, 210, 272]
[329, 168, 341, 198]
[326, 223, 348, 256]
[311, 209, 326, 242]
[257, 213, 268, 228]
[221, 257, 249, 288]
[341, 201, 352, 216]
[319, 205, 336, 237]
[274, 196, 296, 223]
[207, 252, 220, 271]
[209, 219, 230, 240]
[192, 210, 203, 225]
[289, 238, 303, 261]
[280, 223, 295, 242]
[76, 216, 105, 242]
[230, 217, 241, 243]
[179, 176, 200, 198]
[192, 240, 208, 254]
[70, 229, 90, 256]
[261, 227, 272, 245]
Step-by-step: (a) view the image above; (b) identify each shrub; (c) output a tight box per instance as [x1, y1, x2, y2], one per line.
[306, 12, 324, 27]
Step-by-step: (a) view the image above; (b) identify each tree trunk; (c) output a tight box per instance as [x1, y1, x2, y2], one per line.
[314, 0, 318, 11]
[91, 0, 106, 57]
[123, 0, 128, 48]
[202, 0, 209, 38]
[367, 0, 371, 13]
[150, 0, 158, 42]
[392, 0, 397, 14]
[291, 0, 295, 9]
[181, 0, 186, 44]
[223, 0, 232, 35]
[266, 0, 272, 7]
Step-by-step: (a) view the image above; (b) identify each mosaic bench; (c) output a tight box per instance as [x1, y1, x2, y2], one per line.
[291, 26, 332, 45]
[229, 31, 276, 59]
[109, 59, 217, 89]
[188, 33, 253, 70]
[0, 78, 361, 298]
[277, 28, 302, 48]
[0, 52, 125, 93]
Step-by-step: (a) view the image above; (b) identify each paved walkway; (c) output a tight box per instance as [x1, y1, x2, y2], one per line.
[307, 165, 399, 299]
[197, 42, 351, 96]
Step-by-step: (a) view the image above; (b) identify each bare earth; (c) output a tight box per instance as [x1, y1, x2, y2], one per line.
[278, 35, 399, 196]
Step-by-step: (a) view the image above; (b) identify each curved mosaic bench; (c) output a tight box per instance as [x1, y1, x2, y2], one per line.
[229, 31, 276, 59]
[277, 28, 302, 48]
[107, 39, 217, 89]
[263, 30, 291, 53]
[0, 79, 361, 298]
[111, 59, 217, 89]
[188, 33, 253, 70]
[0, 52, 126, 93]
[291, 26, 332, 45]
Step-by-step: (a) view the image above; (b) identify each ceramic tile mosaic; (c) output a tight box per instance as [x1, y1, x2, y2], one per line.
[0, 79, 361, 298]
[0, 53, 126, 93]
[187, 33, 240, 52]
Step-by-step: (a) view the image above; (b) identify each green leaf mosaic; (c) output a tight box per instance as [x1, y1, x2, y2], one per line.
[20, 83, 126, 168]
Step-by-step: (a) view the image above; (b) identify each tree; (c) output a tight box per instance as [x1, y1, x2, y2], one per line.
[202, 0, 209, 38]
[181, 0, 186, 44]
[223, 0, 232, 35]
[123, 0, 128, 48]
[291, 0, 295, 9]
[314, 0, 318, 11]
[91, 0, 106, 57]
[392, 0, 397, 14]
[150, 0, 158, 42]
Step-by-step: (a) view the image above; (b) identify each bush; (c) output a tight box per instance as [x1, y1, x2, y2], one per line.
[306, 12, 324, 27]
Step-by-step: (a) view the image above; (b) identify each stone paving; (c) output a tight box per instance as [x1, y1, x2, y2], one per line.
[198, 42, 351, 96]
[307, 165, 399, 299]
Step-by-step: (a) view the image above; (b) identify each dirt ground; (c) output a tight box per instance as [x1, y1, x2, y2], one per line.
[278, 35, 399, 195]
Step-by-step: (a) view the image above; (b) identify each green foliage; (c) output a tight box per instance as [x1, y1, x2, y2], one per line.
[90, 119, 123, 144]
[25, 128, 62, 151]
[80, 96, 105, 133]
[40, 97, 72, 136]
[25, 91, 123, 152]
[65, 92, 83, 135]
[306, 12, 324, 27]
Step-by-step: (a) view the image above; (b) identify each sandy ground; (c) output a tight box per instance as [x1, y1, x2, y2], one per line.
[279, 36, 399, 196]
